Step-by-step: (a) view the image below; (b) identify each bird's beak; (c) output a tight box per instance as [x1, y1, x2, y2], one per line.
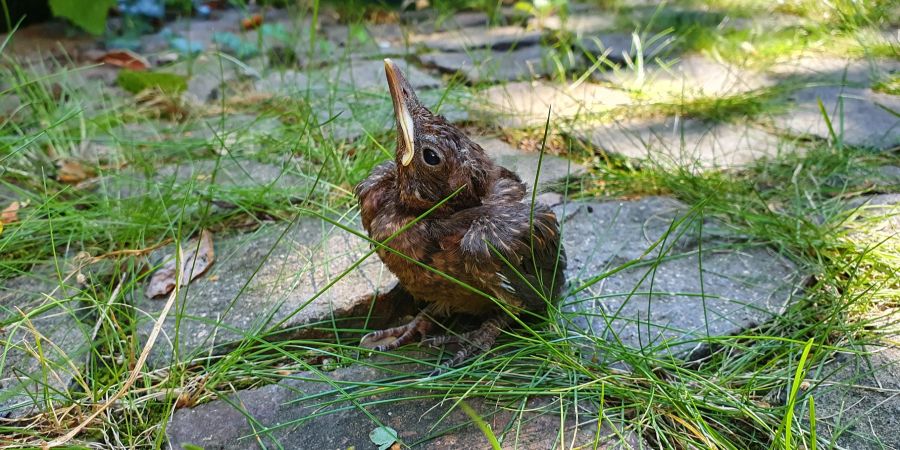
[384, 58, 415, 167]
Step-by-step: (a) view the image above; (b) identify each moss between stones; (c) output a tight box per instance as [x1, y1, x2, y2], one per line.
[873, 74, 900, 95]
[117, 70, 188, 95]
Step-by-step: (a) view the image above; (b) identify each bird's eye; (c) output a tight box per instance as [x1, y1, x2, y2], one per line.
[423, 147, 441, 166]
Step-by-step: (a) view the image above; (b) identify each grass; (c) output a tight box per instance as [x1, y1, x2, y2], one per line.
[1, 0, 899, 448]
[610, 0, 899, 69]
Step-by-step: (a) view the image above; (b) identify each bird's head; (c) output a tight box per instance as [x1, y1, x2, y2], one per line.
[384, 59, 492, 211]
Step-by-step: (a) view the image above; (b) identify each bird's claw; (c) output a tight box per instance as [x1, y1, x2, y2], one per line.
[360, 313, 434, 352]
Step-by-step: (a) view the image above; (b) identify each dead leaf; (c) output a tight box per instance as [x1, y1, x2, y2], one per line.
[57, 160, 94, 184]
[97, 49, 151, 71]
[241, 14, 263, 30]
[1, 201, 20, 224]
[145, 230, 216, 298]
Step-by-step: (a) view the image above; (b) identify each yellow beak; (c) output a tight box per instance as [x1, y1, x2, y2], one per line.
[384, 58, 415, 167]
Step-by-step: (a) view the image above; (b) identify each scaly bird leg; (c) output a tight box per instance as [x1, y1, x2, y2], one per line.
[424, 314, 511, 371]
[360, 307, 435, 352]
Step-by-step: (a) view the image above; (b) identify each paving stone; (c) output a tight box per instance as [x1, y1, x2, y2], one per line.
[774, 86, 900, 149]
[132, 218, 402, 366]
[255, 59, 440, 95]
[326, 58, 442, 92]
[805, 345, 900, 449]
[99, 157, 304, 200]
[579, 32, 674, 66]
[825, 165, 900, 191]
[534, 13, 616, 34]
[421, 45, 570, 83]
[766, 55, 900, 86]
[474, 81, 633, 128]
[404, 10, 491, 33]
[253, 69, 310, 94]
[324, 23, 410, 58]
[162, 9, 246, 50]
[558, 197, 800, 358]
[160, 55, 260, 103]
[575, 117, 790, 169]
[844, 194, 900, 239]
[0, 272, 91, 418]
[875, 166, 900, 187]
[404, 8, 525, 34]
[411, 25, 542, 52]
[308, 88, 470, 141]
[475, 137, 586, 191]
[166, 363, 641, 449]
[598, 54, 768, 99]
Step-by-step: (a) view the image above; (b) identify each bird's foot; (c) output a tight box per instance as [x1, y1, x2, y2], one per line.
[425, 315, 510, 375]
[360, 311, 434, 352]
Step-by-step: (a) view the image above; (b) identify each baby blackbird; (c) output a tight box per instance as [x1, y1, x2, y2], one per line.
[356, 59, 567, 368]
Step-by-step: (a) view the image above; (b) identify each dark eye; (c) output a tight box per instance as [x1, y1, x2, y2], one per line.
[423, 147, 441, 166]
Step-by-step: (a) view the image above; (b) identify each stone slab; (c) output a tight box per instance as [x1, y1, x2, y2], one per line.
[766, 55, 900, 86]
[403, 7, 526, 34]
[474, 81, 633, 128]
[773, 86, 900, 149]
[0, 273, 91, 418]
[421, 45, 570, 83]
[159, 55, 259, 104]
[535, 14, 616, 34]
[327, 58, 442, 92]
[557, 197, 799, 358]
[132, 217, 401, 366]
[580, 32, 674, 66]
[101, 158, 304, 200]
[805, 345, 900, 449]
[475, 137, 586, 191]
[167, 363, 640, 449]
[411, 25, 542, 52]
[404, 10, 490, 33]
[255, 59, 440, 95]
[324, 23, 412, 59]
[844, 194, 900, 243]
[575, 117, 789, 169]
[597, 54, 768, 99]
[309, 88, 470, 142]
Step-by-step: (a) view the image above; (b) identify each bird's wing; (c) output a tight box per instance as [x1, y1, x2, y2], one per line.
[484, 170, 526, 204]
[455, 202, 567, 310]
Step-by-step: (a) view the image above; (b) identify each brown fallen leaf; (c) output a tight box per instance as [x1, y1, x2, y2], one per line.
[97, 49, 150, 71]
[146, 230, 215, 298]
[1, 201, 20, 224]
[57, 160, 94, 184]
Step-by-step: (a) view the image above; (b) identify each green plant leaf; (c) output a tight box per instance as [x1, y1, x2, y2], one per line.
[369, 426, 398, 450]
[117, 70, 188, 95]
[49, 0, 117, 35]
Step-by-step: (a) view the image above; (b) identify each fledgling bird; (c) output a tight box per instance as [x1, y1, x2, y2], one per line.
[356, 59, 567, 368]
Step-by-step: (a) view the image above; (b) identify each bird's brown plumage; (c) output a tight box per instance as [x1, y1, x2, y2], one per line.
[355, 59, 567, 368]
